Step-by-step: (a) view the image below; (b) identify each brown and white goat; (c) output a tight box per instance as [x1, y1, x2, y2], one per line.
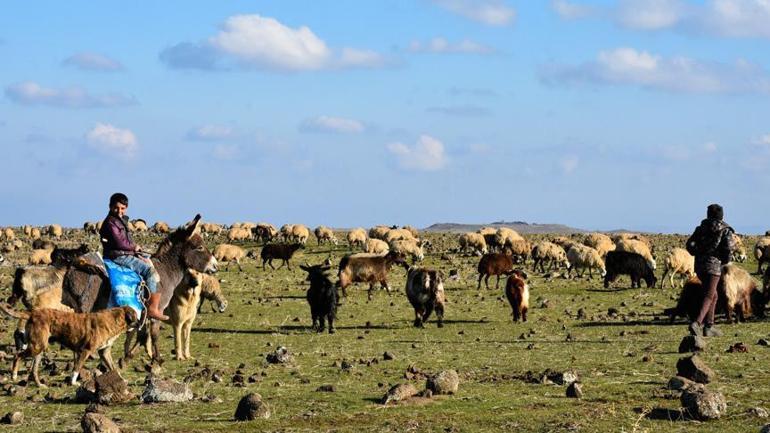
[505, 269, 529, 323]
[337, 251, 409, 300]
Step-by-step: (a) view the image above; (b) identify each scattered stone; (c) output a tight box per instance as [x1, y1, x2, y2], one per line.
[676, 355, 715, 384]
[758, 339, 770, 346]
[679, 335, 707, 353]
[749, 407, 769, 418]
[340, 360, 353, 371]
[566, 382, 583, 398]
[200, 394, 222, 403]
[381, 383, 418, 405]
[141, 377, 193, 403]
[666, 376, 699, 391]
[81, 412, 120, 433]
[266, 346, 294, 364]
[0, 411, 23, 425]
[316, 385, 336, 392]
[383, 351, 395, 361]
[761, 424, 770, 433]
[727, 342, 748, 353]
[576, 308, 586, 320]
[85, 403, 105, 414]
[234, 393, 271, 421]
[94, 371, 133, 405]
[426, 370, 459, 395]
[608, 307, 619, 317]
[681, 387, 727, 420]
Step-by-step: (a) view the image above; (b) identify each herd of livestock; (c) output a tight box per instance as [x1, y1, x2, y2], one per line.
[2, 219, 770, 385]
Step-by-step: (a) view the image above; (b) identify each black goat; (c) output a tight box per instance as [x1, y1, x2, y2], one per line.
[604, 250, 657, 289]
[260, 243, 304, 270]
[301, 263, 337, 333]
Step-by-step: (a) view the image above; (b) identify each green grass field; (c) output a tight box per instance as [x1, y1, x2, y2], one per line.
[1, 230, 769, 432]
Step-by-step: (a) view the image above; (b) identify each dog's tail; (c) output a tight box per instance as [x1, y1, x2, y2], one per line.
[0, 303, 29, 320]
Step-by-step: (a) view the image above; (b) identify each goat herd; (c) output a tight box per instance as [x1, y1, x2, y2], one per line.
[2, 219, 770, 387]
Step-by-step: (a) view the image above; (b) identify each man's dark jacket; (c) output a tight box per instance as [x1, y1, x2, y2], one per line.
[686, 218, 735, 276]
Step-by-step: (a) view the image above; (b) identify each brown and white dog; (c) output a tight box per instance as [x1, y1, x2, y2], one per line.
[165, 269, 203, 360]
[0, 304, 137, 387]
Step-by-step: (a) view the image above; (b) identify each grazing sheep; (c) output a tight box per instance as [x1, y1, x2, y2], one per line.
[83, 222, 98, 234]
[754, 237, 770, 274]
[213, 244, 248, 272]
[200, 222, 223, 234]
[384, 228, 415, 244]
[402, 226, 420, 239]
[660, 248, 695, 289]
[227, 227, 251, 242]
[459, 232, 487, 255]
[166, 268, 203, 360]
[131, 219, 149, 232]
[721, 263, 765, 322]
[153, 221, 171, 234]
[28, 249, 53, 266]
[365, 238, 390, 255]
[314, 226, 338, 245]
[566, 244, 606, 279]
[22, 225, 32, 237]
[604, 251, 657, 289]
[301, 263, 337, 333]
[260, 243, 304, 270]
[389, 239, 424, 262]
[47, 224, 63, 238]
[291, 224, 311, 245]
[337, 251, 409, 300]
[477, 252, 515, 289]
[347, 228, 367, 249]
[583, 233, 616, 258]
[198, 274, 228, 313]
[254, 223, 278, 243]
[405, 267, 445, 328]
[32, 239, 55, 250]
[495, 228, 523, 251]
[505, 239, 532, 264]
[551, 236, 580, 252]
[531, 241, 569, 273]
[615, 239, 656, 270]
[477, 227, 497, 236]
[731, 233, 747, 262]
[369, 225, 392, 241]
[30, 227, 41, 240]
[613, 233, 653, 250]
[277, 224, 293, 241]
[505, 270, 529, 323]
[3, 228, 15, 241]
[482, 232, 500, 252]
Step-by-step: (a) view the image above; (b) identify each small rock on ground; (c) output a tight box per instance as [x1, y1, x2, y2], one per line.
[1, 411, 23, 425]
[81, 412, 121, 433]
[681, 387, 727, 420]
[676, 355, 716, 384]
[381, 383, 418, 405]
[141, 377, 193, 403]
[234, 393, 271, 421]
[426, 370, 460, 395]
[266, 346, 294, 364]
[678, 335, 707, 353]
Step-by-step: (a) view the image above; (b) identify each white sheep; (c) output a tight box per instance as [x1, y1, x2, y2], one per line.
[291, 224, 311, 245]
[615, 238, 656, 270]
[365, 238, 390, 255]
[227, 227, 251, 242]
[280, 224, 295, 241]
[477, 227, 497, 236]
[30, 227, 41, 240]
[566, 244, 606, 279]
[48, 224, 63, 238]
[754, 237, 770, 274]
[213, 244, 247, 271]
[389, 239, 424, 261]
[531, 241, 569, 273]
[23, 225, 32, 236]
[29, 248, 53, 265]
[494, 227, 523, 248]
[314, 226, 338, 245]
[344, 228, 365, 249]
[721, 263, 761, 323]
[660, 248, 694, 289]
[506, 239, 532, 263]
[200, 222, 224, 234]
[3, 228, 15, 241]
[384, 228, 415, 244]
[131, 219, 149, 232]
[369, 225, 391, 240]
[459, 232, 487, 255]
[730, 233, 747, 262]
[153, 221, 171, 234]
[402, 225, 420, 239]
[583, 233, 616, 258]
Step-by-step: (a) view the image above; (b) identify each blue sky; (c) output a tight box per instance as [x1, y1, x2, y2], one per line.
[1, 0, 769, 233]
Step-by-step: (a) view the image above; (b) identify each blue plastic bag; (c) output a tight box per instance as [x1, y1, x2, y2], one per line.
[104, 259, 144, 317]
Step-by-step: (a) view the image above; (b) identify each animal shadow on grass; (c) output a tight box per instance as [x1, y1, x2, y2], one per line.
[575, 318, 682, 328]
[585, 287, 640, 293]
[261, 295, 306, 300]
[634, 407, 686, 421]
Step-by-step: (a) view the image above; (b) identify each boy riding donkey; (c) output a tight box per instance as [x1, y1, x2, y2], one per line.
[100, 193, 168, 321]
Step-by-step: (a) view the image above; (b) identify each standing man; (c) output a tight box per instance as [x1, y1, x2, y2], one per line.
[685, 204, 735, 337]
[100, 193, 168, 321]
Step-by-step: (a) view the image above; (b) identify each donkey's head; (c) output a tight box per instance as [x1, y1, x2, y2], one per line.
[155, 214, 218, 274]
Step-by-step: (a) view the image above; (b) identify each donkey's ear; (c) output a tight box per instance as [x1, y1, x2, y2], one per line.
[186, 214, 202, 237]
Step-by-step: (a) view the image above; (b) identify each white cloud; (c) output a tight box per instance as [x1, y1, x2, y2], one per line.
[186, 125, 235, 141]
[161, 14, 387, 71]
[551, 0, 595, 19]
[704, 142, 718, 153]
[539, 47, 770, 94]
[62, 52, 123, 71]
[300, 116, 365, 134]
[5, 81, 136, 108]
[560, 155, 579, 174]
[387, 135, 448, 171]
[617, 0, 685, 30]
[432, 0, 515, 26]
[86, 123, 138, 159]
[753, 134, 770, 150]
[409, 37, 494, 54]
[553, 0, 770, 39]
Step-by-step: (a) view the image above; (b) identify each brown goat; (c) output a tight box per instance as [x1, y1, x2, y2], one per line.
[505, 270, 529, 323]
[477, 251, 514, 289]
[337, 251, 409, 300]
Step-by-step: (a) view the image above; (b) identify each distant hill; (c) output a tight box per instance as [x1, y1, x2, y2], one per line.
[422, 221, 587, 234]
